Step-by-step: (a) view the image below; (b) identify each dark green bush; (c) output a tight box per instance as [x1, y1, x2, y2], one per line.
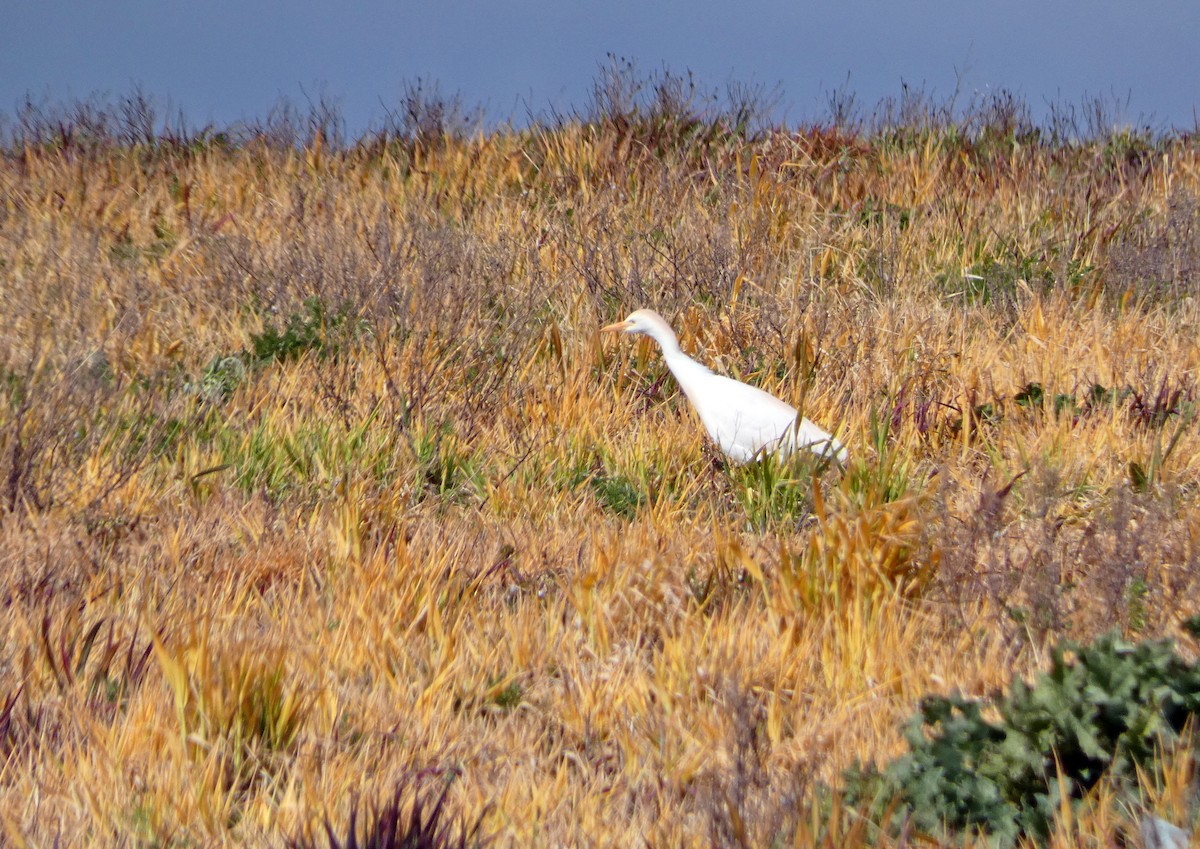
[189, 297, 364, 402]
[251, 296, 358, 364]
[848, 623, 1200, 846]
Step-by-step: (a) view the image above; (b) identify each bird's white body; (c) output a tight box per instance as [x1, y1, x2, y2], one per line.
[603, 309, 847, 465]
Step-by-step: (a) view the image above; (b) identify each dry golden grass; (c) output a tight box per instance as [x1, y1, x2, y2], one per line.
[2, 98, 1199, 846]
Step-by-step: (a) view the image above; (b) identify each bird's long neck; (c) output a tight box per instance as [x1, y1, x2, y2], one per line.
[645, 325, 712, 400]
[644, 323, 681, 356]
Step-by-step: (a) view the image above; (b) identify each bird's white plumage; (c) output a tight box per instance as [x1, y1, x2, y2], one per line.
[602, 309, 847, 465]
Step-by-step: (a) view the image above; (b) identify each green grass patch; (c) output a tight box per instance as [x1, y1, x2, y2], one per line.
[219, 412, 400, 502]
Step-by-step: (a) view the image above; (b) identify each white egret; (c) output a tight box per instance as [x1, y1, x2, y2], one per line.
[602, 309, 847, 465]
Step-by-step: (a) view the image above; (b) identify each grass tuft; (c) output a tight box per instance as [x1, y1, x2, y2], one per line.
[286, 779, 486, 849]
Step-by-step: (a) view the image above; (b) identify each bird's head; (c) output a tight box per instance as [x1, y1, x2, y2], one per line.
[601, 309, 670, 338]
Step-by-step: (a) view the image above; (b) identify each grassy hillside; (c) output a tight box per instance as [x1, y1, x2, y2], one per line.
[2, 86, 1199, 846]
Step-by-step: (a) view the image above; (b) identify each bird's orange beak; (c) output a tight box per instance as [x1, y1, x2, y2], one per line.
[601, 320, 631, 333]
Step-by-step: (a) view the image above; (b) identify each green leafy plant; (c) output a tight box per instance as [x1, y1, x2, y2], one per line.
[489, 679, 523, 711]
[559, 447, 651, 519]
[731, 454, 811, 531]
[188, 297, 366, 402]
[251, 297, 348, 364]
[1014, 382, 1044, 409]
[842, 407, 912, 508]
[194, 355, 249, 402]
[590, 471, 645, 518]
[848, 625, 1200, 847]
[1128, 404, 1195, 492]
[944, 254, 1054, 306]
[730, 439, 849, 531]
[411, 423, 483, 505]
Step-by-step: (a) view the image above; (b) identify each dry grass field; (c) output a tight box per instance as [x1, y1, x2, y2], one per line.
[2, 81, 1200, 846]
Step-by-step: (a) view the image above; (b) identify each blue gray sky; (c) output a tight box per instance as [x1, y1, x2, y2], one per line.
[3, 1, 1198, 136]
